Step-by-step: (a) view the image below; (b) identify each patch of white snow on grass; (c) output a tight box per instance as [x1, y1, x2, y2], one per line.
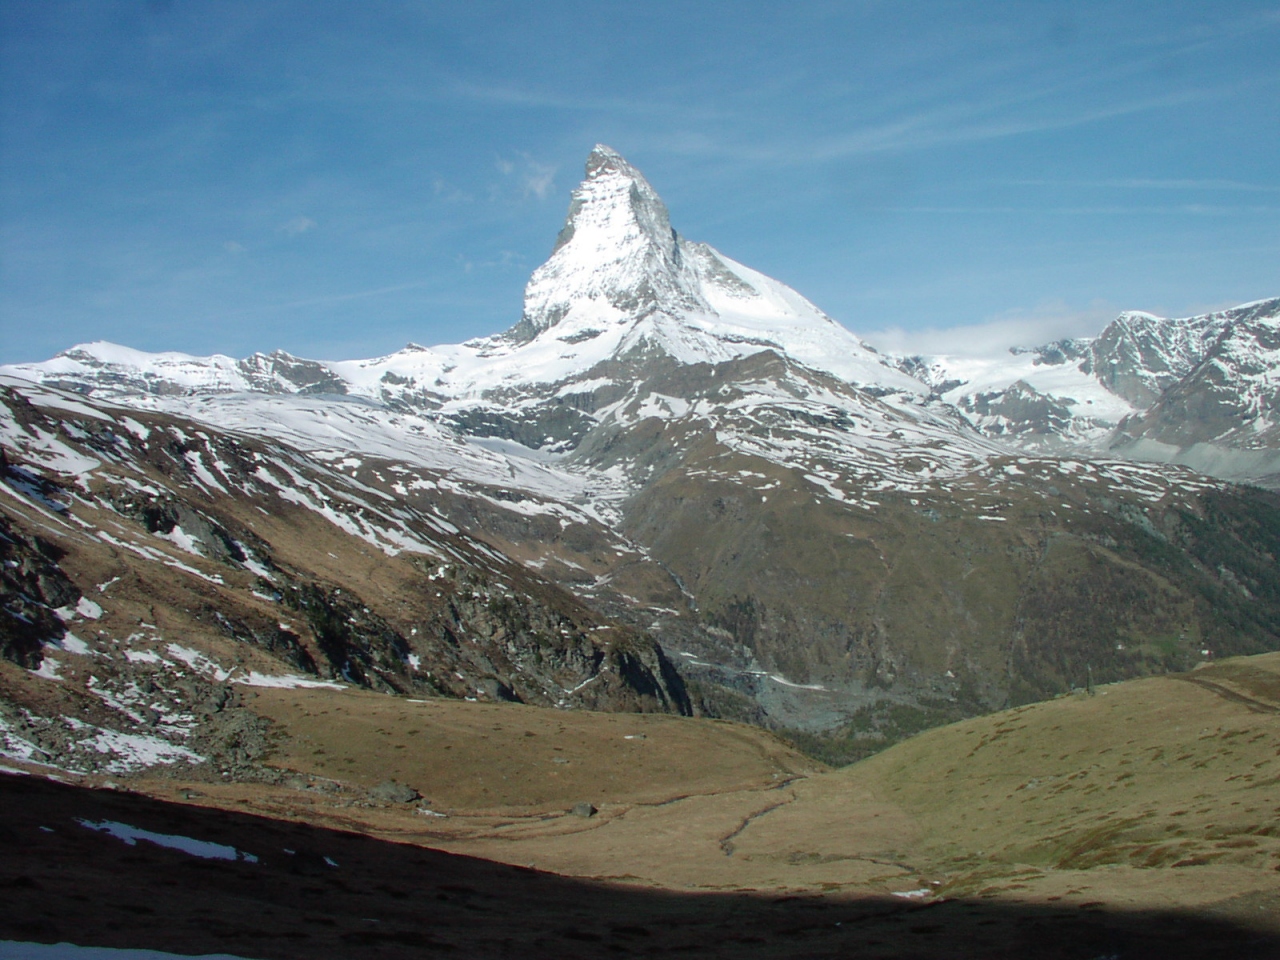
[0, 717, 48, 765]
[236, 672, 344, 690]
[119, 416, 151, 440]
[164, 644, 235, 681]
[184, 450, 229, 494]
[162, 558, 224, 584]
[242, 556, 275, 579]
[31, 657, 63, 680]
[58, 634, 91, 655]
[155, 525, 204, 556]
[77, 819, 257, 862]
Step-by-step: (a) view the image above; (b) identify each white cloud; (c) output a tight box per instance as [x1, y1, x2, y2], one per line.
[454, 250, 526, 275]
[862, 300, 1118, 359]
[223, 240, 245, 254]
[521, 162, 556, 200]
[493, 153, 557, 201]
[432, 178, 471, 202]
[279, 216, 317, 237]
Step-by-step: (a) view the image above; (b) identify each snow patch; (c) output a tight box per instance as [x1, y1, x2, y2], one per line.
[31, 657, 63, 681]
[77, 819, 257, 862]
[236, 672, 345, 690]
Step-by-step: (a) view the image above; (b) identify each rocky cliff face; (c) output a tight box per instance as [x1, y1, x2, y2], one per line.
[1113, 307, 1280, 449]
[1086, 309, 1231, 408]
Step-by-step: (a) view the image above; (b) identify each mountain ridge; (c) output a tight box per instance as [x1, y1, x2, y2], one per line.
[889, 297, 1280, 486]
[7, 146, 1273, 489]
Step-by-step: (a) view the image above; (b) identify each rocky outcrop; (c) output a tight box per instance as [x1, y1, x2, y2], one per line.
[0, 496, 79, 669]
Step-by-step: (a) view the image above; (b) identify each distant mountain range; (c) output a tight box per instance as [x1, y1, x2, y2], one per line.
[898, 297, 1280, 485]
[3, 145, 1278, 770]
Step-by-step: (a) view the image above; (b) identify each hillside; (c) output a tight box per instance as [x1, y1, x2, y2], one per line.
[2, 653, 1276, 957]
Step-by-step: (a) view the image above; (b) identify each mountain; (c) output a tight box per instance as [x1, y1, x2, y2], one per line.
[4, 145, 1280, 762]
[17, 147, 914, 407]
[894, 298, 1280, 487]
[1109, 302, 1280, 472]
[0, 375, 694, 778]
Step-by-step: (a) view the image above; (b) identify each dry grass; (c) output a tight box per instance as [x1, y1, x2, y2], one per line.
[758, 652, 1280, 912]
[248, 684, 815, 812]
[75, 651, 1269, 929]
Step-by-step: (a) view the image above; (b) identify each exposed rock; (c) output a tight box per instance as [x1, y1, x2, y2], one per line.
[370, 780, 421, 804]
[0, 506, 79, 669]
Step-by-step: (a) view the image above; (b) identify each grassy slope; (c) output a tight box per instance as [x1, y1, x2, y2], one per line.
[247, 685, 815, 812]
[5, 648, 1276, 932]
[77, 653, 1263, 922]
[739, 652, 1280, 912]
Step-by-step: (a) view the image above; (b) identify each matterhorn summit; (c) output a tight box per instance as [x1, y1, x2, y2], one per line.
[2, 145, 914, 402]
[3, 145, 1276, 485]
[484, 146, 916, 390]
[510, 145, 711, 342]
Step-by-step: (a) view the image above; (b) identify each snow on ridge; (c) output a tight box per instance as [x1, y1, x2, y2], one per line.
[2, 147, 1273, 488]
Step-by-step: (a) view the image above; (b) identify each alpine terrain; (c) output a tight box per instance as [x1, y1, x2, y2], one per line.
[6, 144, 1279, 754]
[3, 144, 1280, 957]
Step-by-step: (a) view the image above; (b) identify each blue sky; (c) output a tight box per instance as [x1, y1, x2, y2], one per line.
[2, 1, 1278, 362]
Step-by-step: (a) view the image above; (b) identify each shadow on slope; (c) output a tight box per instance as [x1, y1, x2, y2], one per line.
[1, 774, 1273, 960]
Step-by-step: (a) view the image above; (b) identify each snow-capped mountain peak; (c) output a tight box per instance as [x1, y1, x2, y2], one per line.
[885, 297, 1280, 485]
[502, 145, 915, 390]
[3, 146, 918, 409]
[1086, 308, 1232, 407]
[511, 144, 710, 344]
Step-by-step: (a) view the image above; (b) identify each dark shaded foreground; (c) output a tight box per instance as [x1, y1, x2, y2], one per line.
[1, 774, 1274, 960]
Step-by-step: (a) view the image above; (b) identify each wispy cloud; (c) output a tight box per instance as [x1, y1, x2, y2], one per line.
[493, 153, 558, 202]
[450, 80, 730, 123]
[714, 85, 1230, 166]
[432, 178, 472, 203]
[1004, 178, 1280, 193]
[647, 10, 1274, 170]
[863, 300, 1120, 358]
[455, 250, 527, 275]
[521, 162, 556, 200]
[279, 216, 317, 236]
